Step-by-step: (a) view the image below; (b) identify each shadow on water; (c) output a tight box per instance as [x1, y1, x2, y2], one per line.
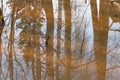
[0, 0, 120, 80]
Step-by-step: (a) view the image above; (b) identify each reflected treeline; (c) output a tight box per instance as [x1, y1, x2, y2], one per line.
[0, 0, 72, 80]
[0, 0, 120, 80]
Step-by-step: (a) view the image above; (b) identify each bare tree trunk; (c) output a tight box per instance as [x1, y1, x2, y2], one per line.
[63, 0, 72, 80]
[56, 0, 63, 80]
[43, 0, 54, 79]
[0, 8, 4, 36]
[33, 24, 41, 80]
[0, 34, 2, 79]
[8, 0, 16, 79]
[1, 0, 3, 10]
[90, 0, 109, 80]
[0, 0, 4, 26]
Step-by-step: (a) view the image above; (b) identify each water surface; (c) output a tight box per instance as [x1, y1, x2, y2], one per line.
[0, 0, 120, 80]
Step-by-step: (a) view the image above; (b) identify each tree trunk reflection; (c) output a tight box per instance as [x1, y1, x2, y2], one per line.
[43, 0, 54, 79]
[91, 0, 109, 80]
[1, 0, 119, 80]
[63, 0, 72, 80]
[56, 0, 62, 79]
[8, 0, 16, 79]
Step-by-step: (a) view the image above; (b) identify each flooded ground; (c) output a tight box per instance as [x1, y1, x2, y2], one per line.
[0, 0, 120, 80]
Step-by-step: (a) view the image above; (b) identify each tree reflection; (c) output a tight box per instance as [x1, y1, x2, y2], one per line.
[6, 0, 43, 80]
[90, 0, 109, 80]
[0, 8, 4, 37]
[43, 0, 54, 79]
[63, 0, 72, 80]
[0, 9, 3, 70]
[56, 0, 62, 79]
[0, 9, 3, 78]
[1, 0, 120, 80]
[8, 0, 16, 79]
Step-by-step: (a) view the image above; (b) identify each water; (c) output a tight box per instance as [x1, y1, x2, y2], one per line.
[0, 0, 120, 80]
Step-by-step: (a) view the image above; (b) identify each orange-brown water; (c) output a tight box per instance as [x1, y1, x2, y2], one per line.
[0, 0, 120, 80]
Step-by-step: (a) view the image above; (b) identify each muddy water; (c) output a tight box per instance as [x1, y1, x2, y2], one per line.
[0, 0, 120, 80]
